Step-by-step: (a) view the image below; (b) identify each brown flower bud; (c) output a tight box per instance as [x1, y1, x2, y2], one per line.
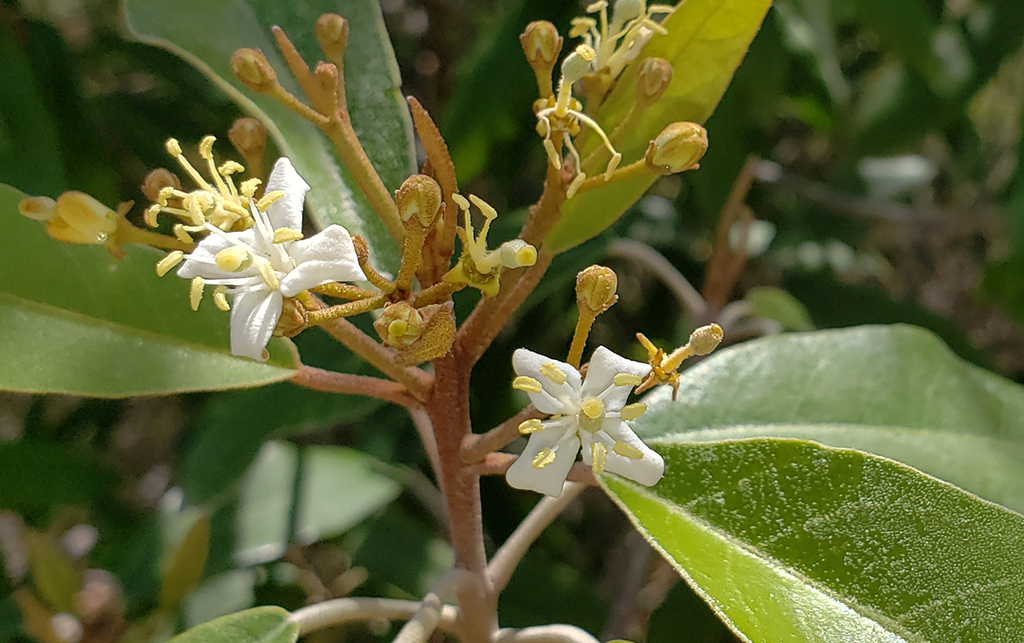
[274, 297, 308, 338]
[396, 302, 456, 365]
[231, 48, 278, 93]
[645, 122, 708, 174]
[395, 174, 443, 230]
[142, 168, 181, 203]
[520, 21, 562, 70]
[687, 323, 723, 356]
[228, 117, 267, 161]
[636, 57, 673, 105]
[316, 13, 349, 61]
[374, 302, 423, 348]
[576, 265, 618, 317]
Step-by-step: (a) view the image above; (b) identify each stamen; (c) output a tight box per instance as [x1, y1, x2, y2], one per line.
[273, 228, 304, 243]
[539, 362, 567, 385]
[240, 178, 262, 198]
[620, 402, 647, 421]
[591, 442, 607, 474]
[532, 448, 557, 469]
[513, 376, 544, 393]
[213, 286, 230, 311]
[257, 262, 281, 291]
[613, 373, 643, 387]
[173, 224, 194, 244]
[189, 277, 204, 311]
[613, 441, 643, 459]
[156, 251, 184, 277]
[145, 205, 161, 228]
[256, 190, 285, 212]
[519, 419, 545, 434]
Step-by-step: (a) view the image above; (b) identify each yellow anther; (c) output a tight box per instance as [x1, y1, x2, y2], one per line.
[257, 262, 280, 291]
[144, 205, 161, 228]
[256, 190, 285, 211]
[165, 138, 183, 157]
[215, 246, 253, 272]
[189, 277, 204, 311]
[518, 419, 545, 434]
[213, 286, 230, 312]
[613, 373, 642, 387]
[513, 376, 544, 393]
[468, 194, 497, 220]
[199, 135, 216, 159]
[240, 178, 262, 198]
[539, 362, 567, 385]
[532, 448, 557, 469]
[388, 319, 409, 338]
[156, 251, 184, 277]
[452, 192, 470, 210]
[613, 441, 643, 459]
[173, 224, 194, 244]
[272, 228, 304, 243]
[580, 397, 605, 420]
[219, 161, 245, 175]
[586, 0, 607, 12]
[156, 186, 176, 207]
[620, 402, 647, 421]
[591, 442, 607, 474]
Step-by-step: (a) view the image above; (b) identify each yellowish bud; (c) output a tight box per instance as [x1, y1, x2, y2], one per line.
[561, 45, 596, 84]
[231, 48, 278, 93]
[55, 192, 118, 242]
[228, 117, 267, 160]
[374, 302, 423, 348]
[395, 174, 443, 229]
[688, 323, 724, 356]
[142, 168, 181, 203]
[316, 14, 349, 61]
[18, 196, 57, 222]
[636, 57, 673, 105]
[575, 265, 618, 316]
[645, 122, 708, 174]
[499, 239, 538, 268]
[520, 21, 562, 69]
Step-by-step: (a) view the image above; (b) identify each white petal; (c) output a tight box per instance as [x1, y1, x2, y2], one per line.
[597, 419, 664, 486]
[229, 289, 283, 361]
[505, 427, 581, 497]
[580, 345, 651, 411]
[512, 348, 582, 414]
[264, 157, 310, 231]
[279, 225, 365, 296]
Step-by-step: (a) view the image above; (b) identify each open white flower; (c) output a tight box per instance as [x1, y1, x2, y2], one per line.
[175, 158, 364, 361]
[507, 346, 664, 497]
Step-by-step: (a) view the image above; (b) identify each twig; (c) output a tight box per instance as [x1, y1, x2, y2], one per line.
[488, 483, 585, 593]
[392, 570, 470, 643]
[492, 624, 601, 643]
[408, 406, 442, 481]
[606, 238, 708, 320]
[469, 453, 596, 486]
[291, 365, 419, 408]
[288, 597, 457, 636]
[461, 406, 543, 464]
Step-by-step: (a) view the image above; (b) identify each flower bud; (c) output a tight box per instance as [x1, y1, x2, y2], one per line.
[393, 302, 456, 365]
[499, 239, 538, 268]
[19, 196, 57, 221]
[316, 14, 349, 61]
[54, 192, 119, 243]
[228, 117, 267, 162]
[688, 323, 723, 356]
[561, 45, 596, 85]
[575, 265, 618, 316]
[645, 122, 708, 174]
[520, 21, 562, 70]
[374, 302, 423, 348]
[142, 168, 182, 203]
[231, 48, 278, 93]
[395, 174, 442, 230]
[636, 57, 672, 105]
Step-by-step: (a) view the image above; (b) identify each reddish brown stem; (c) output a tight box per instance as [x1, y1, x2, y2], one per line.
[461, 405, 543, 464]
[468, 452, 598, 486]
[291, 365, 419, 408]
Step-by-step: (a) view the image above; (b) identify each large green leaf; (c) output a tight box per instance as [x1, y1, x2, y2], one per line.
[167, 606, 297, 643]
[632, 325, 1024, 513]
[0, 184, 296, 397]
[605, 440, 1024, 642]
[122, 0, 414, 272]
[545, 0, 773, 252]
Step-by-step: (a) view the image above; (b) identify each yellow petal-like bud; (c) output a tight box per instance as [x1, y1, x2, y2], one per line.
[520, 21, 562, 69]
[374, 302, 423, 348]
[55, 192, 118, 242]
[231, 48, 278, 93]
[395, 174, 443, 229]
[316, 14, 349, 61]
[645, 122, 708, 174]
[19, 196, 57, 222]
[575, 264, 618, 316]
[636, 57, 673, 105]
[688, 323, 724, 356]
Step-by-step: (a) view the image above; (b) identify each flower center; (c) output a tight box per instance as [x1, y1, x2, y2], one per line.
[577, 396, 605, 433]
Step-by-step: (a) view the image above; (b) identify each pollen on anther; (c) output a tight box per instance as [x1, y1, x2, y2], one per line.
[156, 251, 184, 277]
[591, 442, 607, 474]
[257, 262, 281, 291]
[173, 224, 194, 244]
[613, 373, 642, 387]
[213, 286, 230, 312]
[539, 362, 567, 385]
[620, 402, 647, 421]
[199, 135, 216, 159]
[518, 419, 545, 434]
[273, 228, 304, 244]
[513, 376, 544, 393]
[532, 448, 557, 469]
[613, 441, 643, 459]
[165, 138, 183, 157]
[189, 277, 205, 311]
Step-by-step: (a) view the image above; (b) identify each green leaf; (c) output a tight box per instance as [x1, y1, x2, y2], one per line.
[122, 0, 414, 272]
[167, 606, 297, 643]
[0, 442, 110, 514]
[634, 325, 1024, 513]
[743, 286, 815, 332]
[605, 439, 1024, 642]
[24, 531, 81, 614]
[159, 513, 211, 612]
[545, 0, 773, 252]
[0, 184, 297, 396]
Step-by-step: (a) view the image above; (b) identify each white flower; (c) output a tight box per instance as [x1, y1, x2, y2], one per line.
[507, 346, 664, 497]
[176, 158, 364, 361]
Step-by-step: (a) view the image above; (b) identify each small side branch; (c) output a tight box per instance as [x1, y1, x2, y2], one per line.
[469, 453, 596, 486]
[288, 597, 457, 637]
[292, 365, 420, 408]
[493, 624, 601, 643]
[607, 238, 707, 320]
[392, 571, 470, 643]
[461, 405, 543, 464]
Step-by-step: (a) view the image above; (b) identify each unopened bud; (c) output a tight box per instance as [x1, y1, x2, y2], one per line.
[55, 192, 119, 242]
[561, 45, 596, 85]
[142, 168, 181, 203]
[231, 48, 278, 93]
[228, 117, 267, 160]
[688, 323, 723, 356]
[576, 265, 618, 316]
[374, 302, 423, 348]
[499, 239, 538, 268]
[19, 196, 57, 221]
[316, 14, 349, 61]
[645, 122, 708, 174]
[395, 174, 442, 229]
[520, 21, 562, 69]
[636, 57, 672, 105]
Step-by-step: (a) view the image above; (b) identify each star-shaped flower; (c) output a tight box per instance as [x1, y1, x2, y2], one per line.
[507, 346, 664, 497]
[174, 158, 364, 360]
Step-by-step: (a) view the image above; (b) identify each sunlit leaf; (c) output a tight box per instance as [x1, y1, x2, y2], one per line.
[167, 606, 297, 643]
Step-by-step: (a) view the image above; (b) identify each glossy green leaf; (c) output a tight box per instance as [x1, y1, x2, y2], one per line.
[606, 440, 1024, 642]
[123, 0, 414, 272]
[546, 0, 772, 252]
[743, 286, 815, 332]
[0, 184, 297, 396]
[632, 325, 1024, 512]
[167, 606, 297, 643]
